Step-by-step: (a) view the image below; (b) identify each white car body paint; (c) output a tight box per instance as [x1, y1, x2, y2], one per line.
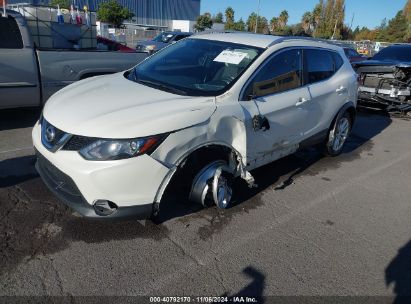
[32, 33, 358, 218]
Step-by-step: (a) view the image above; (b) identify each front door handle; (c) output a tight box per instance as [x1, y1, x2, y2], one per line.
[295, 97, 309, 106]
[336, 86, 348, 94]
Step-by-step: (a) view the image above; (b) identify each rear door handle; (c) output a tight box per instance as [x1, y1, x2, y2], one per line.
[336, 86, 348, 94]
[295, 97, 309, 106]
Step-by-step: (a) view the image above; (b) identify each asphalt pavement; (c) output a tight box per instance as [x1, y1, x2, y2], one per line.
[0, 107, 410, 301]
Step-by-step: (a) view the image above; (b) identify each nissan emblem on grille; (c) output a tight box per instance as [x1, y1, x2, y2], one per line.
[45, 125, 56, 142]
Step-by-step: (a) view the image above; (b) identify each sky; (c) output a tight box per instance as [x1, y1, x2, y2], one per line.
[201, 0, 407, 29]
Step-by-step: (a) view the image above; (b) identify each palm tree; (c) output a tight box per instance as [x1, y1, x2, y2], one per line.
[225, 7, 235, 23]
[270, 17, 279, 33]
[278, 10, 289, 28]
[247, 12, 258, 32]
[301, 11, 313, 33]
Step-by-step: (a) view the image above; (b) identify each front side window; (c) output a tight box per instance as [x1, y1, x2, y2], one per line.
[245, 49, 302, 98]
[128, 38, 263, 96]
[0, 16, 23, 49]
[304, 49, 334, 84]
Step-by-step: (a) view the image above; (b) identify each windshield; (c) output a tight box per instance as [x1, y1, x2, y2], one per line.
[152, 33, 175, 43]
[372, 46, 411, 62]
[128, 38, 263, 96]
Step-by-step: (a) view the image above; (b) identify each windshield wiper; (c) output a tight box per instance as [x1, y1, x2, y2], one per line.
[137, 79, 188, 96]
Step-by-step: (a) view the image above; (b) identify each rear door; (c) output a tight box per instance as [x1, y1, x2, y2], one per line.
[0, 16, 40, 109]
[240, 48, 312, 166]
[302, 48, 348, 136]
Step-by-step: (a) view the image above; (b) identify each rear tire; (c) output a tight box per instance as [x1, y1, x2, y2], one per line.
[322, 112, 352, 156]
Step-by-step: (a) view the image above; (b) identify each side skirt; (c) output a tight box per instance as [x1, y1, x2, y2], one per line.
[298, 129, 329, 149]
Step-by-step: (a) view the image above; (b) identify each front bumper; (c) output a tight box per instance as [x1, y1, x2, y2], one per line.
[32, 122, 170, 219]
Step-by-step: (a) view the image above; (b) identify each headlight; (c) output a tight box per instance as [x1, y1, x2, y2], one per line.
[79, 135, 165, 161]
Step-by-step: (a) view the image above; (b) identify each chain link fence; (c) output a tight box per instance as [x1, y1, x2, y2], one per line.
[113, 27, 163, 48]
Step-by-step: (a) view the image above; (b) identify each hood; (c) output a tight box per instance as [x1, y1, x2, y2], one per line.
[353, 59, 411, 68]
[43, 73, 216, 138]
[136, 40, 167, 48]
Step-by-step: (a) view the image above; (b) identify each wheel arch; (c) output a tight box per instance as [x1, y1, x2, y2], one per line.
[338, 101, 356, 126]
[153, 142, 244, 205]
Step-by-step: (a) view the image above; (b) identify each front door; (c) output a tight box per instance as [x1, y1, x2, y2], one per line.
[239, 49, 313, 167]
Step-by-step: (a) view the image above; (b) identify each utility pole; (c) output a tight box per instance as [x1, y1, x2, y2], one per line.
[255, 0, 261, 33]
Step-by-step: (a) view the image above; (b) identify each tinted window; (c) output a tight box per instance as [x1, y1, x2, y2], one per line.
[372, 46, 411, 61]
[0, 16, 23, 49]
[305, 49, 334, 84]
[247, 49, 302, 98]
[332, 52, 344, 70]
[152, 32, 175, 43]
[349, 49, 359, 57]
[129, 39, 263, 96]
[174, 35, 189, 42]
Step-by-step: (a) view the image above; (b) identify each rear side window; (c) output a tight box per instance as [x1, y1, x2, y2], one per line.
[246, 49, 303, 98]
[0, 16, 23, 49]
[304, 49, 334, 84]
[332, 52, 344, 71]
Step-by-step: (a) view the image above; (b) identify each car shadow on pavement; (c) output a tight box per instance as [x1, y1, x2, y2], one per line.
[157, 109, 392, 225]
[386, 239, 411, 303]
[0, 155, 38, 188]
[0, 107, 41, 131]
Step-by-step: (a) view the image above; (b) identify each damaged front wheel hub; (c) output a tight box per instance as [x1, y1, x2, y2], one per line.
[189, 161, 233, 209]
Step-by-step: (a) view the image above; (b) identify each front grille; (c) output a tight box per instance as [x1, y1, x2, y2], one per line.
[41, 119, 69, 151]
[63, 135, 96, 151]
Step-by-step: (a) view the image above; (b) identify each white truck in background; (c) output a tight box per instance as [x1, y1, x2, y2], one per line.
[0, 9, 148, 110]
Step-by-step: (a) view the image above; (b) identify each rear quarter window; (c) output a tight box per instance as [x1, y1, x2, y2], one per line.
[304, 49, 336, 85]
[332, 52, 344, 71]
[0, 16, 23, 49]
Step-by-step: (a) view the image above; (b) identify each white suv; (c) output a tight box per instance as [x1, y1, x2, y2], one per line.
[32, 33, 358, 219]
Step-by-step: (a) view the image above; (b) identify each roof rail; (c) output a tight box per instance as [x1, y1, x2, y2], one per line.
[267, 36, 345, 47]
[193, 30, 251, 36]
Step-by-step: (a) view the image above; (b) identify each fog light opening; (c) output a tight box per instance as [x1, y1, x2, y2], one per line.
[94, 200, 118, 216]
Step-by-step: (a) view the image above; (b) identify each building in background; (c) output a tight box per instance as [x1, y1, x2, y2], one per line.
[7, 0, 201, 29]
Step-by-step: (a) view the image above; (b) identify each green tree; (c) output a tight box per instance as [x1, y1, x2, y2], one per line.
[278, 10, 289, 28]
[246, 13, 268, 33]
[331, 0, 345, 39]
[290, 23, 306, 36]
[213, 12, 224, 23]
[301, 11, 313, 34]
[97, 0, 134, 28]
[224, 7, 235, 30]
[234, 18, 246, 31]
[270, 17, 279, 32]
[195, 13, 213, 32]
[313, 0, 345, 39]
[376, 18, 388, 41]
[247, 12, 257, 32]
[402, 0, 411, 41]
[312, 0, 323, 30]
[352, 25, 360, 37]
[50, 0, 69, 9]
[384, 10, 407, 42]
